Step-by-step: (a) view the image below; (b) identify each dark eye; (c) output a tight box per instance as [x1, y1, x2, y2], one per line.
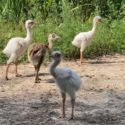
[56, 53, 61, 58]
[52, 34, 55, 38]
[29, 21, 34, 25]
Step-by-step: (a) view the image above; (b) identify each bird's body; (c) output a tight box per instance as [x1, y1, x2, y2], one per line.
[72, 31, 93, 49]
[28, 33, 60, 83]
[49, 51, 81, 120]
[3, 37, 29, 57]
[52, 67, 81, 97]
[72, 16, 102, 63]
[3, 20, 35, 80]
[28, 43, 48, 66]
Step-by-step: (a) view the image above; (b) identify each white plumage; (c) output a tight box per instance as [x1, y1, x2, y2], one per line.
[49, 51, 81, 120]
[3, 19, 35, 80]
[72, 16, 102, 63]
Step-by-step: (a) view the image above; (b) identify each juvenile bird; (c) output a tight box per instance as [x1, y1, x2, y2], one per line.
[49, 51, 81, 119]
[3, 20, 35, 80]
[28, 33, 60, 83]
[72, 16, 102, 63]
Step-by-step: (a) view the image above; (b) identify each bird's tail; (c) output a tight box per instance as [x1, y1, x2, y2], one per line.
[2, 48, 6, 54]
[2, 47, 9, 56]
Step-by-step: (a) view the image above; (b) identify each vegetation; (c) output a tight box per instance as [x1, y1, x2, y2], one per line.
[0, 0, 125, 63]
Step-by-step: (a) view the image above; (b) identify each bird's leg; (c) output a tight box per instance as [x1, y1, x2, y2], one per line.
[15, 61, 22, 77]
[37, 64, 42, 80]
[5, 64, 10, 80]
[62, 93, 66, 118]
[34, 65, 40, 83]
[70, 98, 75, 120]
[80, 52, 84, 64]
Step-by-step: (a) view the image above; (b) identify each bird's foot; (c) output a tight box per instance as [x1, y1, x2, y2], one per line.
[68, 116, 74, 120]
[80, 61, 84, 64]
[38, 78, 41, 80]
[106, 85, 110, 88]
[58, 115, 65, 119]
[35, 80, 40, 83]
[16, 74, 22, 77]
[63, 115, 65, 118]
[5, 76, 9, 80]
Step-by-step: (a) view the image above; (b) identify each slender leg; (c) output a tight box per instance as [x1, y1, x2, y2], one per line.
[62, 93, 66, 118]
[37, 64, 41, 80]
[70, 98, 75, 120]
[34, 64, 42, 83]
[5, 55, 14, 80]
[15, 61, 22, 77]
[34, 66, 39, 83]
[80, 51, 84, 64]
[5, 64, 10, 80]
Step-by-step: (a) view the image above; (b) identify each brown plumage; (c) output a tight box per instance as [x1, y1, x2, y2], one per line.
[28, 33, 60, 83]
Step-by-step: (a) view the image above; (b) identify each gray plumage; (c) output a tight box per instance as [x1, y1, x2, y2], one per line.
[49, 51, 81, 119]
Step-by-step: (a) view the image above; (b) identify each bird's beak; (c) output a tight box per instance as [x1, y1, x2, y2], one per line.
[98, 19, 102, 23]
[32, 20, 38, 24]
[55, 35, 61, 41]
[57, 36, 61, 39]
[29, 21, 35, 26]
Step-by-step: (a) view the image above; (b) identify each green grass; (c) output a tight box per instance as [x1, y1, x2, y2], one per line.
[0, 16, 125, 64]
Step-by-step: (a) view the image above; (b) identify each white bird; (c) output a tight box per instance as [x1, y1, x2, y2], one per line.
[3, 19, 35, 80]
[72, 16, 102, 63]
[49, 51, 81, 120]
[28, 33, 60, 83]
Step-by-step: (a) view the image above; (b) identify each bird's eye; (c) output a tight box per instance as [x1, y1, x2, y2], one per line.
[29, 21, 34, 25]
[55, 53, 61, 58]
[98, 19, 102, 22]
[52, 34, 55, 38]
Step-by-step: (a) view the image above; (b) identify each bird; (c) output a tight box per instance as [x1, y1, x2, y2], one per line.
[49, 51, 81, 120]
[3, 19, 35, 80]
[28, 33, 60, 83]
[72, 16, 102, 64]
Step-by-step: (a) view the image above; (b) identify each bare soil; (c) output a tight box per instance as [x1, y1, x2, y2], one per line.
[0, 54, 125, 125]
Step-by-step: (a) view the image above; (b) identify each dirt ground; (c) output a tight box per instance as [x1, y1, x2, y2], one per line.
[0, 54, 125, 125]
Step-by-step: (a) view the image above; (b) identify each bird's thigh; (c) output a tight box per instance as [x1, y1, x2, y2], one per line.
[7, 54, 17, 64]
[80, 42, 87, 52]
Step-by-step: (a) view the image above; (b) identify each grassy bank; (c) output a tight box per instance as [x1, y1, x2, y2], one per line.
[0, 17, 125, 64]
[0, 0, 125, 64]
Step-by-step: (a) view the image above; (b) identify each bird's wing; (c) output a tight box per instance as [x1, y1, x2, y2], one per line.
[55, 68, 81, 90]
[17, 40, 24, 48]
[28, 43, 45, 57]
[3, 37, 25, 55]
[55, 68, 74, 79]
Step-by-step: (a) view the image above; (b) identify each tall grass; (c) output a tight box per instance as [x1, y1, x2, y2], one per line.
[0, 0, 125, 64]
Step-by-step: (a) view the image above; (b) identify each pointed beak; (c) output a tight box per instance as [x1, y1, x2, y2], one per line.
[56, 35, 61, 40]
[33, 21, 36, 24]
[98, 19, 102, 23]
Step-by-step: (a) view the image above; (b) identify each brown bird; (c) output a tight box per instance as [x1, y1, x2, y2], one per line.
[28, 33, 60, 83]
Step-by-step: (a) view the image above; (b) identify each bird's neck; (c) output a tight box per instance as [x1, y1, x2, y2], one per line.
[25, 27, 32, 45]
[50, 60, 60, 77]
[48, 38, 53, 49]
[91, 21, 97, 35]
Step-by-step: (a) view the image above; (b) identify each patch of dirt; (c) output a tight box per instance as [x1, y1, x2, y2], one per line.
[0, 54, 125, 125]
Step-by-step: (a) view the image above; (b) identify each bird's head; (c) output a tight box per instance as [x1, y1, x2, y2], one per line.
[51, 51, 62, 61]
[25, 19, 35, 29]
[48, 33, 60, 42]
[93, 16, 102, 24]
